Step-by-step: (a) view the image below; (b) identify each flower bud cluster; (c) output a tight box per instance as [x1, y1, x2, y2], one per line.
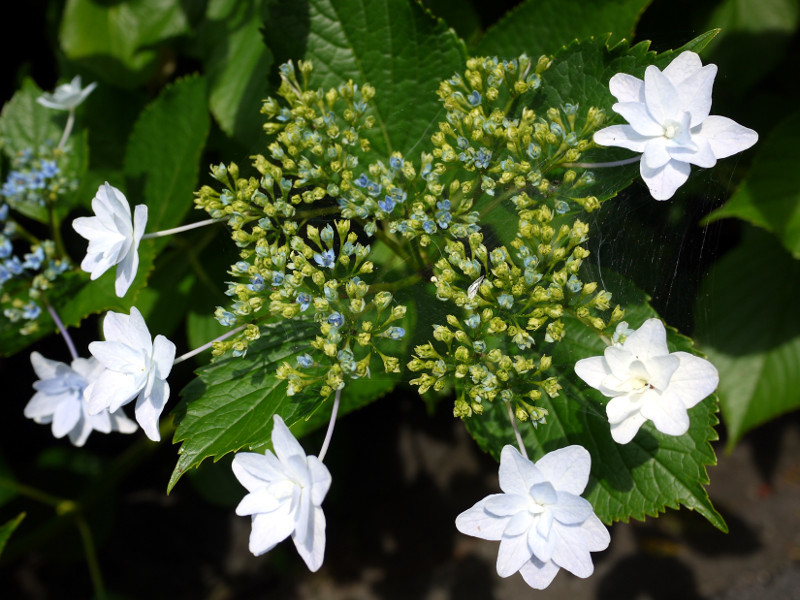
[210, 218, 407, 399]
[0, 147, 77, 213]
[409, 207, 623, 423]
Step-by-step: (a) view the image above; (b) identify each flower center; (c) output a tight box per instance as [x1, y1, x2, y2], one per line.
[630, 376, 648, 390]
[663, 120, 680, 139]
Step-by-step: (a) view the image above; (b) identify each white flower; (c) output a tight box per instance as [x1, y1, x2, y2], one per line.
[231, 415, 332, 572]
[25, 352, 137, 447]
[593, 51, 758, 200]
[72, 182, 148, 298]
[36, 75, 97, 111]
[84, 307, 175, 442]
[574, 318, 719, 444]
[456, 445, 609, 589]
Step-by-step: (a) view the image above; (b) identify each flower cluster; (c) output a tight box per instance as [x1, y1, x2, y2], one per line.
[0, 147, 77, 212]
[409, 208, 622, 422]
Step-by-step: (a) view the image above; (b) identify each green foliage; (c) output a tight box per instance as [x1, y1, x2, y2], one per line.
[0, 512, 25, 557]
[695, 227, 800, 450]
[475, 0, 652, 58]
[60, 0, 192, 87]
[465, 268, 725, 531]
[262, 0, 467, 159]
[705, 112, 800, 258]
[169, 321, 402, 490]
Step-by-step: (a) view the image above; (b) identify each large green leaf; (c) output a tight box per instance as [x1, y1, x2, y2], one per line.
[123, 74, 210, 235]
[0, 79, 63, 159]
[464, 268, 725, 531]
[262, 0, 467, 159]
[169, 321, 401, 491]
[0, 513, 25, 558]
[60, 0, 191, 87]
[704, 112, 800, 258]
[695, 227, 800, 450]
[199, 0, 273, 149]
[474, 0, 652, 58]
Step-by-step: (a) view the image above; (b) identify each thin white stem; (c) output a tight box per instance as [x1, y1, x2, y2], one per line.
[46, 302, 78, 362]
[505, 400, 528, 460]
[173, 324, 247, 365]
[57, 110, 75, 152]
[562, 156, 641, 169]
[142, 218, 221, 240]
[317, 386, 342, 463]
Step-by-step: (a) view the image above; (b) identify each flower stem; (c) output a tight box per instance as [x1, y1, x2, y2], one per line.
[317, 386, 341, 463]
[173, 324, 248, 365]
[45, 301, 78, 362]
[57, 109, 75, 152]
[141, 218, 221, 240]
[73, 513, 107, 600]
[0, 477, 64, 507]
[561, 156, 640, 169]
[505, 400, 528, 460]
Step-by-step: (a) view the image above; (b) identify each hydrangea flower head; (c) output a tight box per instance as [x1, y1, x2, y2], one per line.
[232, 415, 332, 571]
[84, 307, 176, 442]
[25, 352, 137, 446]
[37, 75, 97, 111]
[593, 51, 758, 200]
[72, 183, 148, 297]
[574, 318, 719, 444]
[456, 445, 609, 589]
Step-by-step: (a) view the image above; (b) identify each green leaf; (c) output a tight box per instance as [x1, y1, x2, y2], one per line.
[0, 513, 25, 558]
[0, 79, 63, 159]
[263, 0, 467, 158]
[703, 0, 799, 94]
[123, 74, 210, 234]
[169, 321, 401, 491]
[60, 0, 191, 87]
[199, 0, 274, 148]
[694, 227, 800, 450]
[474, 0, 652, 58]
[704, 112, 800, 258]
[464, 268, 725, 531]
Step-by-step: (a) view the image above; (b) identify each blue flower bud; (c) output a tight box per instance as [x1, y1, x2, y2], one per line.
[296, 293, 311, 311]
[468, 90, 482, 106]
[297, 353, 314, 368]
[320, 225, 334, 244]
[313, 249, 336, 269]
[327, 312, 345, 328]
[386, 326, 405, 340]
[498, 294, 514, 309]
[465, 314, 481, 328]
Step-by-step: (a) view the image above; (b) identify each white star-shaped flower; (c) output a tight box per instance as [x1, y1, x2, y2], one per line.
[232, 415, 332, 572]
[593, 51, 758, 200]
[456, 445, 610, 589]
[72, 182, 148, 298]
[36, 75, 97, 111]
[25, 351, 137, 447]
[84, 307, 176, 442]
[574, 318, 719, 444]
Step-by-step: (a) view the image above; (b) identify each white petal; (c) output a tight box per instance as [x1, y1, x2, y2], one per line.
[603, 346, 635, 382]
[551, 492, 594, 525]
[606, 394, 643, 425]
[249, 506, 296, 556]
[30, 351, 62, 380]
[24, 391, 64, 420]
[580, 513, 612, 552]
[643, 65, 683, 124]
[152, 335, 176, 380]
[84, 369, 141, 414]
[52, 398, 81, 438]
[114, 243, 139, 297]
[503, 511, 534, 536]
[88, 340, 144, 372]
[67, 416, 93, 447]
[661, 51, 703, 85]
[271, 415, 307, 464]
[484, 493, 529, 517]
[518, 556, 561, 590]
[675, 64, 716, 127]
[609, 411, 648, 444]
[624, 319, 669, 359]
[307, 456, 332, 506]
[236, 489, 284, 516]
[641, 158, 692, 200]
[593, 125, 649, 152]
[608, 72, 644, 103]
[232, 452, 286, 491]
[135, 377, 170, 441]
[574, 356, 611, 393]
[641, 389, 690, 436]
[132, 204, 148, 245]
[496, 533, 533, 577]
[498, 445, 543, 495]
[645, 354, 680, 391]
[695, 115, 758, 159]
[550, 523, 596, 579]
[613, 102, 664, 137]
[528, 521, 557, 562]
[668, 352, 719, 408]
[669, 133, 717, 168]
[535, 445, 591, 496]
[292, 505, 326, 572]
[109, 409, 139, 434]
[127, 307, 154, 352]
[455, 496, 510, 541]
[642, 138, 673, 169]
